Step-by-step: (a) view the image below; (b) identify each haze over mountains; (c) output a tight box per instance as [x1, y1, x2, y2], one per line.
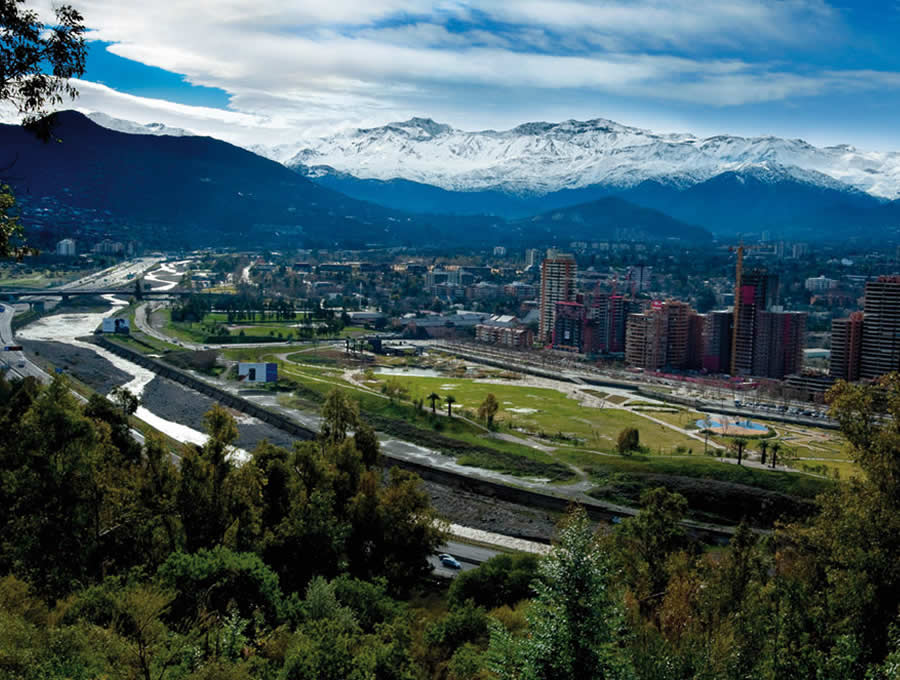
[0, 112, 707, 249]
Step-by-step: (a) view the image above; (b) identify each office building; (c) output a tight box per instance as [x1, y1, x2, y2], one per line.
[539, 250, 576, 344]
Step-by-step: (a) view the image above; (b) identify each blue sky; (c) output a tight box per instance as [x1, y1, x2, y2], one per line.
[43, 0, 900, 148]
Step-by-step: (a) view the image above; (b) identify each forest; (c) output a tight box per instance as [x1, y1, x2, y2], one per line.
[1, 373, 900, 679]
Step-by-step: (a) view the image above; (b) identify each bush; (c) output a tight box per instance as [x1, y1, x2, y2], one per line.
[447, 554, 540, 611]
[617, 427, 640, 455]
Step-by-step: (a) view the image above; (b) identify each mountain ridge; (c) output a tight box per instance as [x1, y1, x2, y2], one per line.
[262, 115, 900, 201]
[0, 111, 711, 248]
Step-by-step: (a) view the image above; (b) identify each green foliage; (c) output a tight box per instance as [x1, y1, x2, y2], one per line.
[448, 553, 540, 611]
[157, 546, 285, 624]
[488, 506, 633, 680]
[0, 185, 33, 259]
[320, 387, 359, 446]
[617, 427, 640, 455]
[478, 393, 500, 427]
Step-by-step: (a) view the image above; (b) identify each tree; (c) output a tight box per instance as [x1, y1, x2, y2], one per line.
[0, 186, 29, 259]
[445, 394, 456, 418]
[731, 436, 748, 466]
[352, 421, 380, 468]
[320, 388, 359, 446]
[110, 386, 140, 417]
[758, 439, 769, 466]
[487, 506, 632, 680]
[428, 392, 441, 415]
[0, 1, 87, 257]
[1, 0, 87, 131]
[769, 441, 781, 469]
[616, 427, 640, 455]
[478, 393, 499, 428]
[615, 487, 688, 606]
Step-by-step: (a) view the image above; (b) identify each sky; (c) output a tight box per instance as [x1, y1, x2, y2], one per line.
[23, 0, 900, 149]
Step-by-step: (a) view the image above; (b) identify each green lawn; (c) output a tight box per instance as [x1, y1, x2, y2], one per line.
[363, 373, 703, 454]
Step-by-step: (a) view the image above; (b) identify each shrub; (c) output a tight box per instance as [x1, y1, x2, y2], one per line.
[617, 427, 640, 455]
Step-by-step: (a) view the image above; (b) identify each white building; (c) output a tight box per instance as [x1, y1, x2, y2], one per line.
[805, 275, 838, 293]
[56, 239, 76, 256]
[238, 362, 278, 383]
[493, 246, 507, 257]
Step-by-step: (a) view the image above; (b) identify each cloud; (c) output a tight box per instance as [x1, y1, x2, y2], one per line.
[15, 0, 900, 146]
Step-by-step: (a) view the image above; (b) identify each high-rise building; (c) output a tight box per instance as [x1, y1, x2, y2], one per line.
[830, 311, 863, 381]
[581, 289, 644, 355]
[55, 238, 76, 256]
[625, 300, 698, 371]
[525, 248, 541, 269]
[703, 310, 733, 373]
[626, 311, 667, 370]
[687, 312, 705, 370]
[753, 311, 807, 379]
[553, 302, 586, 352]
[663, 300, 692, 369]
[859, 277, 900, 380]
[539, 250, 576, 344]
[733, 269, 779, 375]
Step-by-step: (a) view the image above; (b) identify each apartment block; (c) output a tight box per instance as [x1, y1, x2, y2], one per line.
[539, 250, 577, 344]
[859, 276, 900, 380]
[830, 311, 863, 382]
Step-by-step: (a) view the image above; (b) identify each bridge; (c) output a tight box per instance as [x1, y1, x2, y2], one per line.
[0, 287, 196, 301]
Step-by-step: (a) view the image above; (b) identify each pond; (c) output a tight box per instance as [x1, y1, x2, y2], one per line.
[696, 418, 768, 432]
[374, 366, 444, 378]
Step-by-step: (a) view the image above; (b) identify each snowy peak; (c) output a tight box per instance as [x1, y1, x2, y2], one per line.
[268, 116, 900, 200]
[86, 112, 195, 138]
[378, 117, 454, 139]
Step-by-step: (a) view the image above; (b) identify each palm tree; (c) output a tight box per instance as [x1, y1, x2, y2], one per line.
[427, 392, 440, 414]
[445, 394, 456, 417]
[732, 437, 748, 466]
[770, 441, 781, 469]
[758, 439, 769, 466]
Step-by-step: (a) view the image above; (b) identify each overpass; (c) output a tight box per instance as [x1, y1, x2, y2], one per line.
[0, 287, 196, 301]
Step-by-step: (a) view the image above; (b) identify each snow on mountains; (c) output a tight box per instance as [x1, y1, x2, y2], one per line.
[86, 112, 196, 138]
[267, 117, 900, 200]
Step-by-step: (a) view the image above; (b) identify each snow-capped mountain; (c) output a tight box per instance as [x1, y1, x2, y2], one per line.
[86, 112, 196, 138]
[268, 117, 900, 200]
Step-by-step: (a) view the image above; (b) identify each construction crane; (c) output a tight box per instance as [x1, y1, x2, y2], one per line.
[728, 242, 762, 375]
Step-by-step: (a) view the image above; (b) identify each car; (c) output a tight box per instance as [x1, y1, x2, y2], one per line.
[438, 553, 461, 569]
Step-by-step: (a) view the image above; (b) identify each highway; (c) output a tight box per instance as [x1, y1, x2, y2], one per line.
[428, 540, 499, 578]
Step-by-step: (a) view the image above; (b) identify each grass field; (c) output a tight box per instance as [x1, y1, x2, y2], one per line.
[159, 309, 368, 343]
[361, 373, 704, 454]
[217, 345, 851, 509]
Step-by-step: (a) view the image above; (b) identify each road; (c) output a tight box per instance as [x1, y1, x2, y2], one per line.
[428, 540, 499, 578]
[0, 303, 49, 381]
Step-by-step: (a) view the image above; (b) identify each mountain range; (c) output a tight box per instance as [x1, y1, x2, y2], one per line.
[0, 112, 708, 249]
[247, 117, 900, 238]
